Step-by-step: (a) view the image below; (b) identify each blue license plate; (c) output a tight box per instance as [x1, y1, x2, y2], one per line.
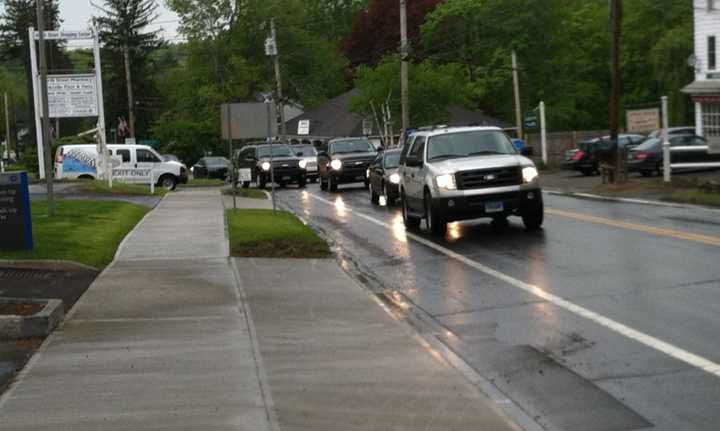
[485, 201, 504, 213]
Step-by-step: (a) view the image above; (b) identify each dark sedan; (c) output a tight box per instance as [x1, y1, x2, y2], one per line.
[368, 149, 401, 205]
[563, 134, 645, 176]
[192, 157, 230, 179]
[628, 135, 720, 176]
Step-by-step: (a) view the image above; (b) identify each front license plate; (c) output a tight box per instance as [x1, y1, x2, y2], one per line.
[485, 201, 504, 213]
[282, 176, 291, 181]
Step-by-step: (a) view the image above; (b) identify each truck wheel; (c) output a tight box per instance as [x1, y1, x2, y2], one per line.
[385, 183, 396, 206]
[298, 177, 307, 188]
[402, 193, 421, 229]
[329, 175, 338, 192]
[369, 183, 379, 205]
[258, 176, 267, 189]
[522, 201, 544, 231]
[242, 181, 250, 188]
[425, 191, 447, 237]
[320, 176, 328, 191]
[159, 174, 177, 191]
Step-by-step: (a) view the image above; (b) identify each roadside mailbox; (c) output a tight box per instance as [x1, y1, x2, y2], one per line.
[0, 171, 33, 251]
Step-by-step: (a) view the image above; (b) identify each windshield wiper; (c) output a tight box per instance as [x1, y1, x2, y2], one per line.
[429, 154, 463, 161]
[468, 151, 505, 156]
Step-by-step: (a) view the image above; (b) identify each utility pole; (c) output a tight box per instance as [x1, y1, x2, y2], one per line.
[123, 45, 136, 139]
[610, 0, 622, 183]
[36, 0, 54, 215]
[399, 0, 409, 132]
[4, 92, 10, 158]
[512, 50, 523, 139]
[270, 19, 286, 143]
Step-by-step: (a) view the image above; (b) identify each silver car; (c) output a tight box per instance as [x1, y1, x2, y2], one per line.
[398, 126, 543, 236]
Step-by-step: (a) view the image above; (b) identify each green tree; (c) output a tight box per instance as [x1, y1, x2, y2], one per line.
[350, 56, 470, 127]
[93, 0, 163, 139]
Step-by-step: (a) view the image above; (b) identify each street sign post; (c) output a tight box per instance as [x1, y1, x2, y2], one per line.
[523, 114, 538, 132]
[0, 172, 33, 251]
[626, 108, 660, 133]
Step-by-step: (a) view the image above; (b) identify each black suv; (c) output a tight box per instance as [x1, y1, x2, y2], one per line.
[236, 143, 307, 188]
[318, 137, 378, 192]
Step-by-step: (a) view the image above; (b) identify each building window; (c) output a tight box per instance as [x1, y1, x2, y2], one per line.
[710, 36, 717, 70]
[704, 104, 720, 137]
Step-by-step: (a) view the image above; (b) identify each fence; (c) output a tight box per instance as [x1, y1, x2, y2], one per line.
[526, 130, 610, 167]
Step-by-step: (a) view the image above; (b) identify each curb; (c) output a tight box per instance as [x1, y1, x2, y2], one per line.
[543, 189, 720, 213]
[0, 298, 64, 339]
[0, 260, 98, 272]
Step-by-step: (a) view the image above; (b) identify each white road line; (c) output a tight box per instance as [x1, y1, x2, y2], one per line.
[306, 192, 720, 378]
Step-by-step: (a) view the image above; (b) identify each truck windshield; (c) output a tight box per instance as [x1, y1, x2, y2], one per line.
[330, 140, 374, 154]
[258, 145, 294, 158]
[427, 131, 516, 161]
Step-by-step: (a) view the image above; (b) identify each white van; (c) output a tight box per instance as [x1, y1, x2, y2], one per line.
[55, 144, 188, 190]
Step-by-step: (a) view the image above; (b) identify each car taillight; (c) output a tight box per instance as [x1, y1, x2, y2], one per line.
[571, 151, 585, 161]
[634, 151, 648, 160]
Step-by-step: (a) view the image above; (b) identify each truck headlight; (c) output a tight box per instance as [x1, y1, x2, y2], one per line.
[435, 174, 456, 190]
[299, 160, 307, 169]
[330, 159, 343, 170]
[522, 166, 539, 183]
[389, 173, 401, 184]
[261, 162, 271, 171]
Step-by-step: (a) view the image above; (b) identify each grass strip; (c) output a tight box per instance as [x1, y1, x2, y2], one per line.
[662, 190, 720, 207]
[226, 209, 329, 258]
[222, 187, 268, 199]
[0, 200, 148, 268]
[76, 180, 168, 196]
[184, 178, 228, 187]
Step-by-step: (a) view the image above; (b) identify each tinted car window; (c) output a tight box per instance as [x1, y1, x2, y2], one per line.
[116, 149, 131, 163]
[205, 157, 228, 167]
[257, 145, 294, 158]
[427, 131, 515, 161]
[330, 140, 374, 154]
[293, 145, 317, 157]
[633, 138, 662, 151]
[383, 152, 401, 168]
[137, 149, 160, 163]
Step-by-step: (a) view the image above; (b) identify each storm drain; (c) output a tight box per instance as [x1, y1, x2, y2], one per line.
[0, 269, 51, 281]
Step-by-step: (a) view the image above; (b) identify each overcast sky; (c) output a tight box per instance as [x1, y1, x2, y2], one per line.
[60, 0, 180, 46]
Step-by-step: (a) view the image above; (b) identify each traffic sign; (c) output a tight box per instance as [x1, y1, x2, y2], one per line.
[298, 120, 310, 135]
[524, 114, 538, 131]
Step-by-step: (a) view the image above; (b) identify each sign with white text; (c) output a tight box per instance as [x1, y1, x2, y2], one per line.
[46, 74, 98, 118]
[297, 120, 310, 135]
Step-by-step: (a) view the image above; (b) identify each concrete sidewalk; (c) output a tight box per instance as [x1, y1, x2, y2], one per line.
[0, 189, 272, 430]
[235, 258, 521, 431]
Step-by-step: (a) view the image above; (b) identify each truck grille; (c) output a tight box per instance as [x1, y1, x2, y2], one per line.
[456, 167, 522, 190]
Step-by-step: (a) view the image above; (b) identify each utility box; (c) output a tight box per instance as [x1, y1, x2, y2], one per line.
[0, 171, 33, 251]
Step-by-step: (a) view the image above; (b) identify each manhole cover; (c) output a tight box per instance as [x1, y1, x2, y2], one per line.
[0, 269, 51, 280]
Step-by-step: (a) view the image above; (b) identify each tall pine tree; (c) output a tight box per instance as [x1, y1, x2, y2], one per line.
[93, 0, 162, 139]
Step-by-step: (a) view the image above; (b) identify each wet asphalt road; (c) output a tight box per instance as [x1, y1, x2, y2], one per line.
[274, 182, 720, 431]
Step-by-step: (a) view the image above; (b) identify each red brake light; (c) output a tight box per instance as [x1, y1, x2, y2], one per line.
[571, 150, 585, 161]
[635, 151, 648, 160]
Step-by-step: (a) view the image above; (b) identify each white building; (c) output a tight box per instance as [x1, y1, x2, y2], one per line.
[682, 0, 720, 147]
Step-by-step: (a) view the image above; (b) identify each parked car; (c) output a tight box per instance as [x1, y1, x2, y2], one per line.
[55, 144, 187, 190]
[398, 126, 543, 236]
[291, 144, 319, 182]
[318, 137, 378, 192]
[562, 134, 645, 176]
[192, 157, 230, 180]
[368, 149, 402, 205]
[627, 134, 720, 176]
[236, 143, 307, 188]
[648, 126, 696, 139]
